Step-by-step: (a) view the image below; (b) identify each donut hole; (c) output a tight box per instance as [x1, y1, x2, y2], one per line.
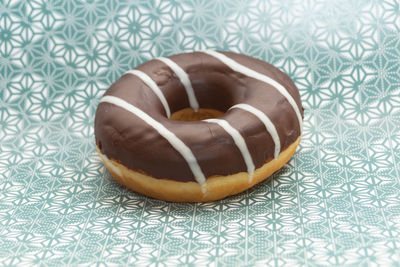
[169, 72, 242, 121]
[170, 108, 224, 121]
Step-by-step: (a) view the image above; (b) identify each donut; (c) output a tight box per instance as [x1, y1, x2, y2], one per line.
[95, 51, 303, 202]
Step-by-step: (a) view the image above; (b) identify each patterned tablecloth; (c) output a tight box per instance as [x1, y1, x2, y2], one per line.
[1, 0, 400, 266]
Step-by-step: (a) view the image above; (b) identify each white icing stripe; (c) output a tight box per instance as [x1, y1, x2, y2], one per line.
[230, 104, 281, 159]
[202, 50, 303, 132]
[125, 69, 171, 118]
[100, 95, 206, 187]
[98, 153, 122, 177]
[204, 118, 255, 183]
[156, 57, 200, 112]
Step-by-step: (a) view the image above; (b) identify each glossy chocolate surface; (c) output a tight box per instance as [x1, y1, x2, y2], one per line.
[95, 51, 304, 182]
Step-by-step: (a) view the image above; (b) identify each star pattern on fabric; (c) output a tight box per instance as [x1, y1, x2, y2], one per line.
[1, 0, 400, 265]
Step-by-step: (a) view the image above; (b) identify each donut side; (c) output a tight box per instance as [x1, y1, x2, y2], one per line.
[97, 136, 300, 202]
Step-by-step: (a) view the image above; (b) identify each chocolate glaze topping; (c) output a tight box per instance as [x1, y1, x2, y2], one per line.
[95, 51, 304, 182]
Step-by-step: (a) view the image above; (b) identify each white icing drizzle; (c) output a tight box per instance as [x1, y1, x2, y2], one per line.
[230, 103, 281, 159]
[98, 152, 122, 177]
[156, 57, 200, 112]
[204, 118, 255, 183]
[125, 69, 171, 118]
[202, 50, 303, 132]
[100, 95, 206, 189]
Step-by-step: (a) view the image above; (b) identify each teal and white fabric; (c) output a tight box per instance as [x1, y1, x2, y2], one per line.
[1, 0, 400, 265]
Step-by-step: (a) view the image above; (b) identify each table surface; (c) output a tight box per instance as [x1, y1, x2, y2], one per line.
[1, 0, 400, 266]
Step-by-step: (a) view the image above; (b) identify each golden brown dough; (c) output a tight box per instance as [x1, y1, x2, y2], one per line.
[97, 136, 300, 202]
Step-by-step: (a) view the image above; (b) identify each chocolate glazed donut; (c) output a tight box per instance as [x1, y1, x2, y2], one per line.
[95, 51, 304, 202]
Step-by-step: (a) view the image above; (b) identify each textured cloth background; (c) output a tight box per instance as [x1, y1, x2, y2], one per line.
[1, 0, 400, 265]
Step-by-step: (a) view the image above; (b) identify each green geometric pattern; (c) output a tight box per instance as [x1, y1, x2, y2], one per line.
[1, 0, 400, 265]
